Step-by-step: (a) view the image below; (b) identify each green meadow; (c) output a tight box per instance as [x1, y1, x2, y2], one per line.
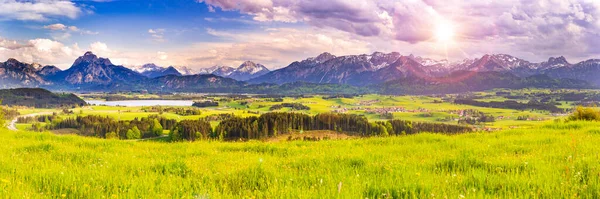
[1, 120, 600, 198]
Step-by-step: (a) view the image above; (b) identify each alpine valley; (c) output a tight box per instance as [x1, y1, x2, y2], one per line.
[0, 51, 596, 95]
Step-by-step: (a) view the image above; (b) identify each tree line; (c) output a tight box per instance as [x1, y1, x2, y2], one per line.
[269, 103, 310, 111]
[454, 99, 564, 113]
[207, 112, 472, 141]
[141, 106, 202, 116]
[46, 115, 177, 139]
[29, 112, 472, 142]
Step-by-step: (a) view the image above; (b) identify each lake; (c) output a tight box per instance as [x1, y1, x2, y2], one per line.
[86, 100, 194, 107]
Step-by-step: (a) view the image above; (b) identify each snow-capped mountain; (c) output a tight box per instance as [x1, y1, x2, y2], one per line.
[249, 52, 417, 85]
[129, 64, 186, 78]
[198, 65, 236, 77]
[171, 66, 198, 76]
[228, 61, 270, 81]
[197, 61, 270, 81]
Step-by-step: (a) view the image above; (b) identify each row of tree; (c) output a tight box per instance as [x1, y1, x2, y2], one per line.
[141, 106, 202, 116]
[46, 115, 176, 139]
[209, 112, 472, 141]
[269, 103, 310, 111]
[454, 99, 564, 113]
[33, 112, 472, 141]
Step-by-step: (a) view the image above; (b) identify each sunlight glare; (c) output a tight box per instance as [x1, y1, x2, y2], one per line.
[435, 21, 455, 43]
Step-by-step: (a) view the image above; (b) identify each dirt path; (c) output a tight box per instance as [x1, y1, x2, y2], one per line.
[7, 112, 54, 131]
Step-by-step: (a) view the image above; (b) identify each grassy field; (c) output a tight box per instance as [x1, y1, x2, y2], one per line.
[11, 91, 573, 131]
[1, 120, 600, 198]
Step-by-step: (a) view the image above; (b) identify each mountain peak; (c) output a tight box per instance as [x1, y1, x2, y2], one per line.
[84, 51, 96, 57]
[548, 56, 569, 65]
[239, 61, 257, 68]
[314, 52, 336, 63]
[73, 51, 112, 66]
[237, 61, 268, 74]
[5, 58, 20, 64]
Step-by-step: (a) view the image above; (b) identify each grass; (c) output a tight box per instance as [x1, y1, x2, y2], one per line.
[1, 120, 600, 198]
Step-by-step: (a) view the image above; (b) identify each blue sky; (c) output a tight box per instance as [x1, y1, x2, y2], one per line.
[1, 0, 599, 70]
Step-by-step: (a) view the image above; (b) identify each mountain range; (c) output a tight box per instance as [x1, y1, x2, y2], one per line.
[0, 51, 597, 94]
[250, 52, 600, 86]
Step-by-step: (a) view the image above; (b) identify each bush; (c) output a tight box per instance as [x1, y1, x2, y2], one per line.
[568, 106, 600, 121]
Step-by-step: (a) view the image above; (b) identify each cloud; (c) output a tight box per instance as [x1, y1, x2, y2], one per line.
[43, 23, 99, 40]
[180, 27, 372, 69]
[0, 0, 83, 21]
[148, 28, 166, 42]
[44, 23, 67, 30]
[199, 0, 600, 61]
[0, 36, 83, 67]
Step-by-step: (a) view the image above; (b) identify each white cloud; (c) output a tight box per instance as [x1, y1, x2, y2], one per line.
[43, 23, 99, 41]
[148, 28, 166, 42]
[0, 36, 83, 68]
[44, 23, 67, 30]
[0, 0, 83, 21]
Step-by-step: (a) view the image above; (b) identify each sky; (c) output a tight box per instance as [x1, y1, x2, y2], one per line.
[0, 0, 599, 70]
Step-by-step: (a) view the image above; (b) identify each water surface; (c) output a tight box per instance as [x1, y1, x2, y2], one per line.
[86, 100, 194, 107]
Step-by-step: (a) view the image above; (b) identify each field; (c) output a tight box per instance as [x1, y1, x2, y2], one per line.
[3, 89, 600, 198]
[11, 89, 585, 132]
[1, 120, 600, 198]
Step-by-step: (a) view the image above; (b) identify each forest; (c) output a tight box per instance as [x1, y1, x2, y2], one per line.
[34, 112, 472, 141]
[0, 88, 86, 108]
[269, 103, 311, 111]
[47, 115, 177, 139]
[454, 99, 564, 113]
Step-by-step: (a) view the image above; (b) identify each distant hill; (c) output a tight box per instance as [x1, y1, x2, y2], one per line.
[0, 88, 86, 108]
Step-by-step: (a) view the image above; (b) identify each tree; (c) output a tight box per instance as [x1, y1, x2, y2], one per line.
[126, 126, 141, 139]
[151, 119, 163, 136]
[169, 129, 181, 142]
[106, 131, 119, 139]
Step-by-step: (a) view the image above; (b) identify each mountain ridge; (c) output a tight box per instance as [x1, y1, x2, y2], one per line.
[0, 51, 598, 94]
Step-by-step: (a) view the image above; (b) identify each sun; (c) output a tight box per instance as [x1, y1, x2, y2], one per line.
[435, 21, 455, 42]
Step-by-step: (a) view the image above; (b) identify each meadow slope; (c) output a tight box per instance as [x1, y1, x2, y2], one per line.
[0, 121, 599, 198]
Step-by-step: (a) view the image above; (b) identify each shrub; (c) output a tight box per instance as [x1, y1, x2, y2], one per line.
[568, 106, 600, 121]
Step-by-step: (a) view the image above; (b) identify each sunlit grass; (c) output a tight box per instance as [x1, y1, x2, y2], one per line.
[1, 121, 600, 198]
